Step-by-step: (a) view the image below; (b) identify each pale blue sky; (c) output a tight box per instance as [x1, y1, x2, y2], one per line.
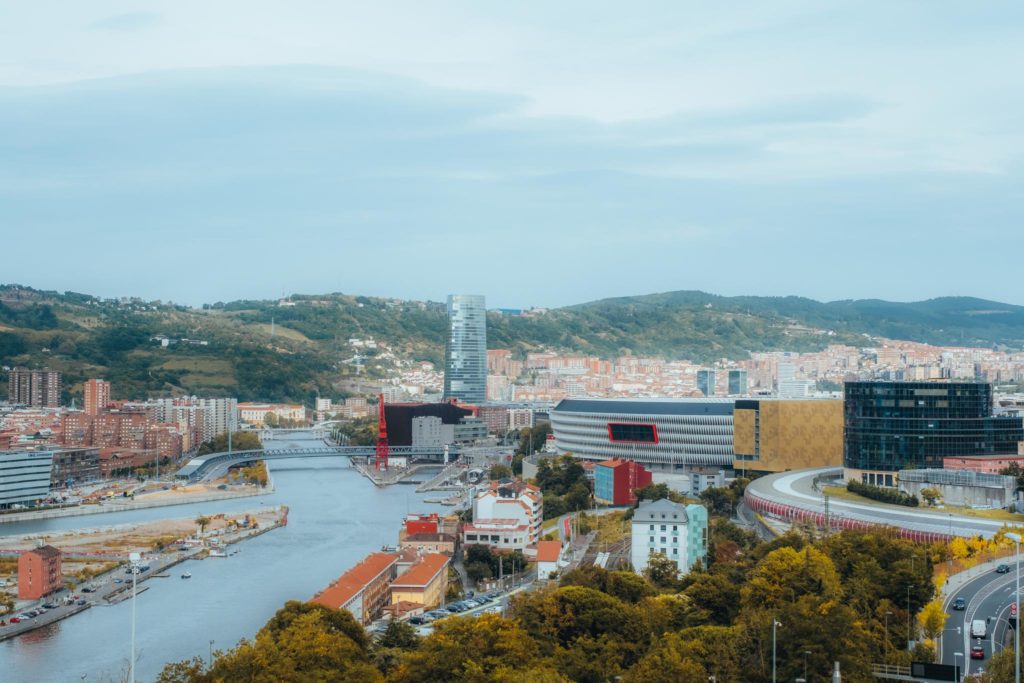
[2, 2, 1023, 307]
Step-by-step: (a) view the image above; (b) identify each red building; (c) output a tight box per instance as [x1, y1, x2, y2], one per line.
[404, 513, 440, 536]
[594, 459, 653, 505]
[84, 379, 111, 416]
[18, 545, 63, 600]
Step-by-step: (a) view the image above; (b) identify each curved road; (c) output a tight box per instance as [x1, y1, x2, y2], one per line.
[745, 467, 1017, 540]
[940, 563, 1020, 678]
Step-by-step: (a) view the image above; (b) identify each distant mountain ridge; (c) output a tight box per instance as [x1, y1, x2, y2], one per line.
[1, 284, 1022, 404]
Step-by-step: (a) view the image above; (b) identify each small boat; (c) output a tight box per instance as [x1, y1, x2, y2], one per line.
[181, 572, 192, 579]
[208, 549, 228, 558]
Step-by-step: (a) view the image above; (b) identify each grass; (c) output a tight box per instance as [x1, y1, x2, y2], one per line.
[823, 485, 1024, 522]
[250, 323, 314, 343]
[160, 358, 234, 373]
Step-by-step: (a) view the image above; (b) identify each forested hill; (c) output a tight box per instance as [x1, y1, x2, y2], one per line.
[1, 284, 1022, 404]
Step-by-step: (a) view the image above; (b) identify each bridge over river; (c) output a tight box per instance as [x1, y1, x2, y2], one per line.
[176, 444, 460, 482]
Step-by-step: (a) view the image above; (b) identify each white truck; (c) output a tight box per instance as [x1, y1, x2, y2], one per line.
[971, 619, 987, 638]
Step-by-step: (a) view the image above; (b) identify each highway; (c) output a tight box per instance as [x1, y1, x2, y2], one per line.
[939, 562, 1019, 678]
[745, 467, 1015, 541]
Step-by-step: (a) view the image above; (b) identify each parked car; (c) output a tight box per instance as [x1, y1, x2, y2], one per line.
[76, 599, 87, 606]
[41, 603, 58, 610]
[408, 616, 424, 625]
[953, 597, 966, 610]
[9, 617, 20, 624]
[996, 564, 1011, 574]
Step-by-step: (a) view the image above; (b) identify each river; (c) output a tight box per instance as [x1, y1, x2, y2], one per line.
[0, 437, 448, 682]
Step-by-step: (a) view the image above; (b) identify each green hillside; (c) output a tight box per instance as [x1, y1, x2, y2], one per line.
[2, 284, 1022, 405]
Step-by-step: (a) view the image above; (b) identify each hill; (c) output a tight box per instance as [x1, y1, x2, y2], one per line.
[2, 284, 1023, 404]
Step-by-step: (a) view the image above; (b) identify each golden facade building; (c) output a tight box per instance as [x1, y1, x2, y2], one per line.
[732, 399, 843, 474]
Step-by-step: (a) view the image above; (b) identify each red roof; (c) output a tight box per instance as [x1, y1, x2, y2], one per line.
[391, 554, 449, 589]
[596, 458, 632, 469]
[535, 540, 561, 563]
[310, 552, 397, 609]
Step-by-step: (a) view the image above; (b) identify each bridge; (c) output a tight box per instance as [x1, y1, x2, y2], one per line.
[176, 445, 462, 482]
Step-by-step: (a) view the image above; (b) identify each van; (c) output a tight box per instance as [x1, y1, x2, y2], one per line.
[971, 619, 987, 638]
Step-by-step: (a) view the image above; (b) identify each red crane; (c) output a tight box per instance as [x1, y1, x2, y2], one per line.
[375, 393, 389, 471]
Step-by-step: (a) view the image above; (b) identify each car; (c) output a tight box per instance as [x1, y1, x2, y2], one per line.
[76, 599, 87, 606]
[81, 587, 94, 593]
[953, 597, 966, 610]
[9, 617, 20, 624]
[41, 603, 57, 610]
[971, 644, 986, 659]
[996, 564, 1011, 574]
[408, 616, 424, 625]
[114, 579, 123, 584]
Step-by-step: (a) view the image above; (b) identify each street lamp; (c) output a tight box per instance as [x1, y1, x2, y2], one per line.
[1007, 531, 1022, 683]
[953, 652, 963, 683]
[884, 610, 894, 662]
[907, 584, 914, 649]
[803, 649, 812, 682]
[128, 551, 140, 683]
[772, 618, 782, 683]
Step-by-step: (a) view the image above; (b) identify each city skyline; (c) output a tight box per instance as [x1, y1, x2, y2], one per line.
[2, 3, 1023, 307]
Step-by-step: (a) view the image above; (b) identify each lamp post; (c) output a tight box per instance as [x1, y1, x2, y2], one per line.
[1007, 532, 1022, 683]
[907, 584, 913, 649]
[129, 551, 140, 683]
[953, 652, 963, 683]
[772, 618, 782, 683]
[884, 610, 893, 662]
[803, 649, 811, 682]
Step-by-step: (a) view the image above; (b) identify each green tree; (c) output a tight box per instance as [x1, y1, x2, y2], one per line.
[195, 515, 211, 534]
[488, 464, 513, 480]
[919, 487, 942, 506]
[644, 553, 683, 592]
[624, 632, 706, 683]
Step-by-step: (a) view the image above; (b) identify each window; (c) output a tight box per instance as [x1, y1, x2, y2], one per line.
[660, 525, 666, 531]
[607, 422, 658, 443]
[661, 537, 666, 543]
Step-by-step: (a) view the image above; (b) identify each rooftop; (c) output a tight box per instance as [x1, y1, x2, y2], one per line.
[554, 398, 735, 416]
[535, 540, 561, 563]
[391, 554, 449, 589]
[310, 552, 398, 609]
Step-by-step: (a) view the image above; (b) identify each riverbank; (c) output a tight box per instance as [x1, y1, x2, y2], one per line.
[0, 506, 288, 643]
[0, 483, 273, 524]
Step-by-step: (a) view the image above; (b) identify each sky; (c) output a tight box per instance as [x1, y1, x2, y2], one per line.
[2, 2, 1023, 308]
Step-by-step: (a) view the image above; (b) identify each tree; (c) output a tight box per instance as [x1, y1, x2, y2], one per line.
[644, 553, 683, 592]
[624, 633, 706, 683]
[919, 487, 942, 506]
[157, 601, 380, 683]
[488, 464, 513, 481]
[377, 620, 419, 650]
[741, 546, 842, 611]
[917, 599, 948, 641]
[195, 515, 211, 534]
[389, 613, 554, 683]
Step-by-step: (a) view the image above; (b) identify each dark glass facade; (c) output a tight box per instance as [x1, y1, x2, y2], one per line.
[843, 381, 1024, 472]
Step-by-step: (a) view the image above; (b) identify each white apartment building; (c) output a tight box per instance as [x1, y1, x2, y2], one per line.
[472, 480, 544, 547]
[630, 498, 707, 577]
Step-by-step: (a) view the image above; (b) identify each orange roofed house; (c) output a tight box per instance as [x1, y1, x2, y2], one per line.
[18, 544, 63, 600]
[389, 553, 450, 611]
[309, 552, 399, 625]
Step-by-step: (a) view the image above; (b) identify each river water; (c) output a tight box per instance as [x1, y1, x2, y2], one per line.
[0, 437, 447, 682]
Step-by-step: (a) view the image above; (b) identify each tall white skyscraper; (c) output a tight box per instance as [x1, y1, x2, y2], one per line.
[443, 294, 487, 403]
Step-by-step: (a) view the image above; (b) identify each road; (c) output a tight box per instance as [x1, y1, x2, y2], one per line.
[940, 563, 1019, 678]
[745, 467, 1016, 540]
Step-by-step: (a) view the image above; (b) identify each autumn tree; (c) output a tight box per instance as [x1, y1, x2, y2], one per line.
[917, 599, 948, 642]
[389, 613, 559, 682]
[623, 633, 705, 683]
[741, 546, 842, 611]
[644, 552, 684, 592]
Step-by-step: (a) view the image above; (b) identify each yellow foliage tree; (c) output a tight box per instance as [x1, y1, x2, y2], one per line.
[949, 537, 970, 560]
[741, 546, 842, 611]
[917, 599, 948, 641]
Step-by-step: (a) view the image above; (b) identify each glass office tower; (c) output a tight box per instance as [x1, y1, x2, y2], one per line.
[443, 294, 487, 403]
[843, 381, 1024, 483]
